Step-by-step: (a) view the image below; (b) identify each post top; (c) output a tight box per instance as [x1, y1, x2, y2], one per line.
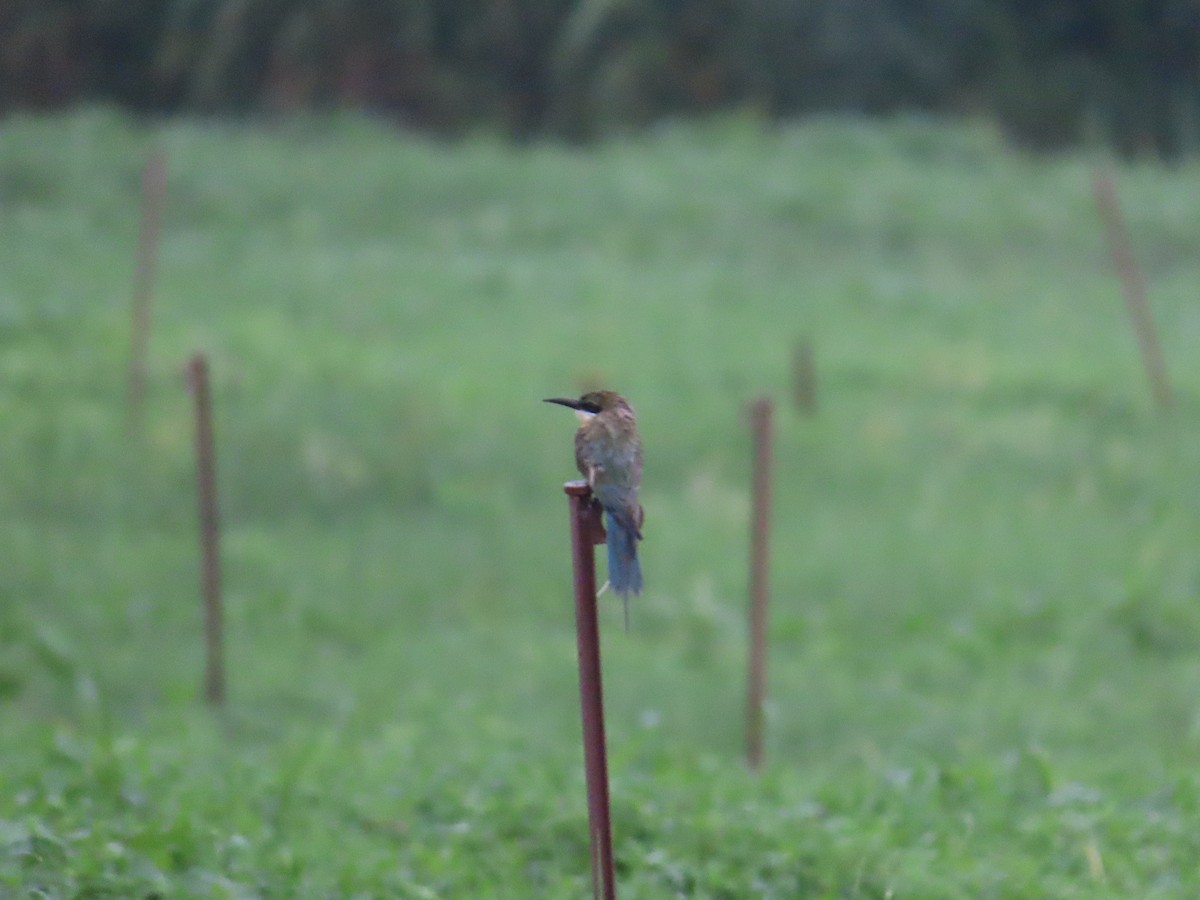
[563, 480, 591, 497]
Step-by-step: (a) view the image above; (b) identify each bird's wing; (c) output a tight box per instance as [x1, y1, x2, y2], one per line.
[573, 427, 592, 480]
[594, 483, 642, 540]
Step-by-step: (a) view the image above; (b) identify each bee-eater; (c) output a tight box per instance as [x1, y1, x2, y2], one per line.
[545, 390, 643, 628]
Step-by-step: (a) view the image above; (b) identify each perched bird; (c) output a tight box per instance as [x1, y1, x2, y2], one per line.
[545, 390, 644, 628]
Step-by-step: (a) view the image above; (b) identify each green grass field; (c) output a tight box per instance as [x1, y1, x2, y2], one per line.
[3, 109, 1200, 896]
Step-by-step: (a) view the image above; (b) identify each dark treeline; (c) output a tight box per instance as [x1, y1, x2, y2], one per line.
[2, 0, 1198, 156]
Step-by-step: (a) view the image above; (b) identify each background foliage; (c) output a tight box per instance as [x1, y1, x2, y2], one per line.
[2, 0, 1199, 155]
[3, 110, 1200, 893]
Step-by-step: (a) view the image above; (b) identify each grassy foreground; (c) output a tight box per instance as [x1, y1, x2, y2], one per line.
[2, 109, 1200, 896]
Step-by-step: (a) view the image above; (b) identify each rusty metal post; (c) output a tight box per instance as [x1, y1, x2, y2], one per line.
[793, 338, 817, 414]
[746, 397, 774, 771]
[1092, 170, 1172, 411]
[187, 354, 225, 707]
[127, 148, 168, 432]
[564, 480, 616, 900]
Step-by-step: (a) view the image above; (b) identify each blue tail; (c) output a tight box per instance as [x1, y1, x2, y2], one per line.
[605, 510, 642, 631]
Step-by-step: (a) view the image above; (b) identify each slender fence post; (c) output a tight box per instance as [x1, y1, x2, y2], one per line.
[127, 147, 168, 432]
[1092, 170, 1172, 411]
[564, 480, 617, 900]
[187, 354, 225, 707]
[792, 338, 817, 414]
[746, 397, 774, 772]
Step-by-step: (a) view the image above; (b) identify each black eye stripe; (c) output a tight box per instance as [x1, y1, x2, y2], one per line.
[580, 401, 602, 414]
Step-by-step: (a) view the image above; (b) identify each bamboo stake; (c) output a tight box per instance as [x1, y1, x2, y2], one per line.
[1092, 170, 1172, 411]
[564, 481, 616, 899]
[127, 148, 167, 432]
[187, 354, 225, 706]
[792, 339, 817, 414]
[746, 397, 774, 771]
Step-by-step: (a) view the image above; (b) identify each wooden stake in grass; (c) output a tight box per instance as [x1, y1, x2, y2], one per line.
[127, 147, 168, 432]
[746, 397, 774, 772]
[187, 354, 225, 707]
[563, 480, 616, 900]
[792, 338, 817, 414]
[1092, 170, 1172, 411]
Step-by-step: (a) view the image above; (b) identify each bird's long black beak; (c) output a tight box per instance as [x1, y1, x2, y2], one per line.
[543, 397, 581, 410]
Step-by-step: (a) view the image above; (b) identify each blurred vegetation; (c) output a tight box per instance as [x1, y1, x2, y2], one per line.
[1, 0, 1198, 156]
[3, 110, 1200, 892]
